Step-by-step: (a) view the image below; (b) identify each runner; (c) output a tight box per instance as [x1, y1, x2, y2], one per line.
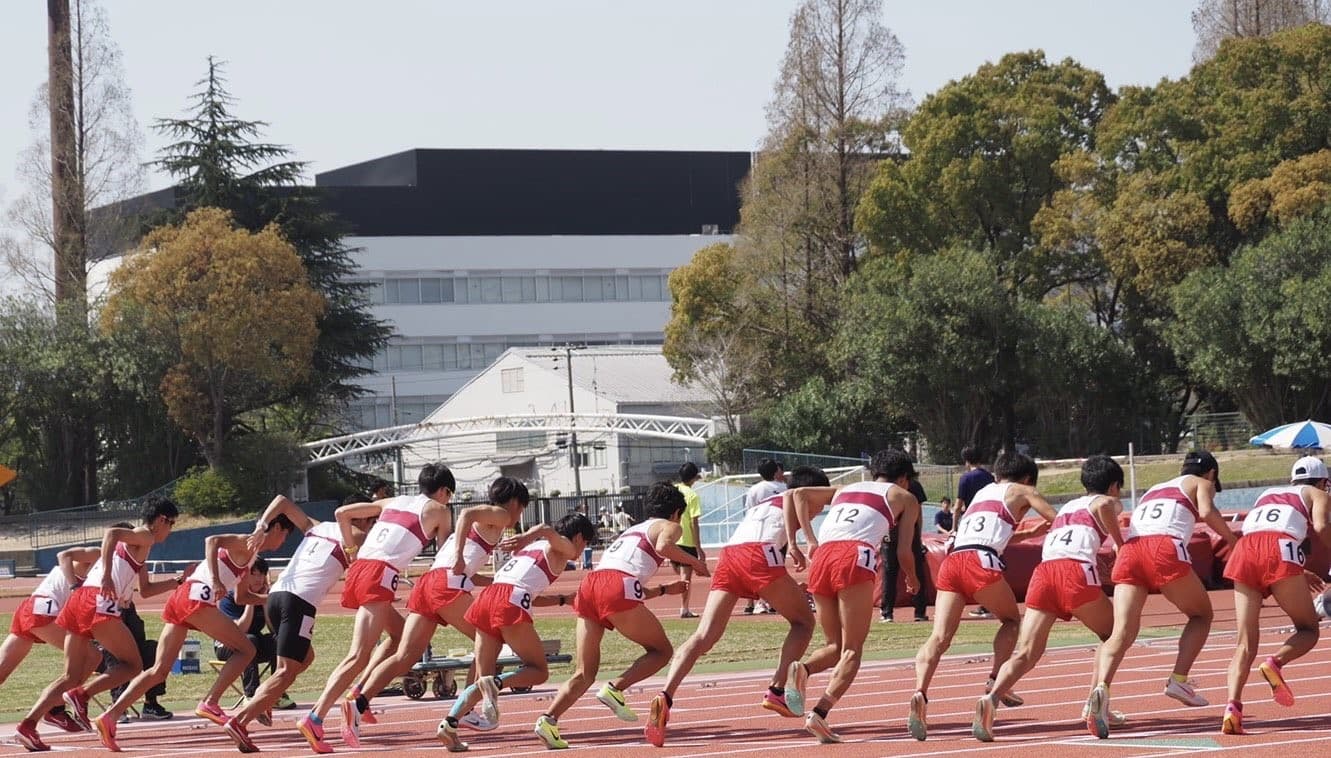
[1217, 456, 1331, 734]
[222, 495, 377, 753]
[93, 515, 295, 750]
[973, 455, 1127, 741]
[14, 497, 178, 752]
[783, 450, 922, 743]
[910, 451, 1055, 741]
[535, 482, 704, 749]
[1, 547, 102, 735]
[297, 463, 456, 753]
[642, 466, 828, 748]
[346, 477, 532, 744]
[436, 512, 597, 752]
[1084, 450, 1238, 739]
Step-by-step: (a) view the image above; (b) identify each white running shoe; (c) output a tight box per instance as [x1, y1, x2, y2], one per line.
[803, 711, 841, 744]
[1164, 678, 1208, 707]
[459, 710, 498, 732]
[477, 676, 502, 723]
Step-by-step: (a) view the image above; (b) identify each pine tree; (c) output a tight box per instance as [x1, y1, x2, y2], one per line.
[150, 57, 391, 426]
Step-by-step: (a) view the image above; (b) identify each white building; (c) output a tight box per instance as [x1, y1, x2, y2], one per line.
[398, 346, 716, 497]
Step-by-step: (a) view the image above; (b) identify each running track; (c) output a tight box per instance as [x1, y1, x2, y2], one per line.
[5, 594, 1331, 756]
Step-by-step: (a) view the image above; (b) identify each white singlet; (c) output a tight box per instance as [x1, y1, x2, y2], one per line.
[1042, 495, 1114, 562]
[272, 521, 351, 605]
[359, 494, 433, 570]
[494, 539, 559, 613]
[430, 524, 498, 591]
[598, 519, 665, 582]
[1129, 476, 1199, 540]
[816, 481, 898, 546]
[1243, 486, 1311, 542]
[182, 547, 254, 606]
[29, 568, 75, 617]
[952, 482, 1018, 554]
[727, 494, 787, 548]
[83, 542, 145, 605]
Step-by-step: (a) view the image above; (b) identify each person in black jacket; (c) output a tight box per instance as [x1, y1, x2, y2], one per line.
[881, 476, 931, 623]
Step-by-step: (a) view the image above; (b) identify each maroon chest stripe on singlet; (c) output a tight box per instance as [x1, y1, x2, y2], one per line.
[379, 507, 429, 545]
[115, 543, 144, 572]
[831, 490, 895, 527]
[307, 532, 351, 568]
[468, 526, 497, 555]
[516, 548, 558, 581]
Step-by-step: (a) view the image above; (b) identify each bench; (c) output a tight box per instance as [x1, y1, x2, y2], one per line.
[404, 640, 571, 699]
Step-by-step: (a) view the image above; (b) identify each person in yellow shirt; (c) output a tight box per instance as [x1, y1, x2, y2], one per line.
[673, 463, 706, 618]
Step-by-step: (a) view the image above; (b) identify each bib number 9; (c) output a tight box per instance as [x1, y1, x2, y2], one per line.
[623, 576, 645, 600]
[1279, 538, 1307, 566]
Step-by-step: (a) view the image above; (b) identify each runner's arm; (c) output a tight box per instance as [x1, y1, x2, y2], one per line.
[1195, 479, 1237, 545]
[1094, 496, 1127, 548]
[653, 520, 707, 575]
[57, 547, 98, 586]
[335, 501, 383, 556]
[891, 488, 920, 592]
[253, 495, 315, 536]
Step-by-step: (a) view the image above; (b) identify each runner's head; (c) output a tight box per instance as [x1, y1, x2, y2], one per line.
[993, 451, 1038, 486]
[868, 449, 917, 486]
[1181, 450, 1222, 492]
[1080, 455, 1124, 496]
[554, 511, 598, 552]
[418, 463, 456, 501]
[245, 558, 270, 593]
[787, 465, 829, 490]
[140, 496, 179, 542]
[757, 458, 782, 482]
[645, 481, 687, 521]
[678, 461, 701, 486]
[488, 476, 530, 523]
[260, 514, 296, 551]
[1290, 456, 1330, 489]
[961, 445, 985, 468]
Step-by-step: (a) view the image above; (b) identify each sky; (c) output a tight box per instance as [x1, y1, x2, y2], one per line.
[0, 0, 1197, 222]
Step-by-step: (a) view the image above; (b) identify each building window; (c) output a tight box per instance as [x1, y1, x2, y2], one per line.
[496, 430, 547, 452]
[575, 445, 607, 469]
[501, 367, 524, 393]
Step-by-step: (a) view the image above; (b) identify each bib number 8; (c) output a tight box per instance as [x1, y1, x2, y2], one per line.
[514, 591, 533, 610]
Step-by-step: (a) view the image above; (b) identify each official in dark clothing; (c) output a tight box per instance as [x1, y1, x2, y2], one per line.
[881, 477, 931, 622]
[214, 559, 276, 698]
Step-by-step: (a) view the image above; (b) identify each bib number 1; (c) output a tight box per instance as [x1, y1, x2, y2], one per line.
[1172, 538, 1191, 564]
[858, 546, 876, 570]
[762, 544, 783, 568]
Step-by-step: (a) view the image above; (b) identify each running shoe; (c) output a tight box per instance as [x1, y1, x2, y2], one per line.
[1080, 702, 1126, 727]
[786, 661, 808, 717]
[1221, 702, 1245, 735]
[275, 692, 298, 710]
[969, 607, 992, 618]
[908, 691, 928, 741]
[297, 715, 334, 754]
[1086, 684, 1111, 739]
[195, 701, 228, 726]
[1259, 656, 1294, 706]
[14, 720, 49, 752]
[361, 707, 378, 725]
[534, 715, 568, 749]
[803, 711, 841, 744]
[1164, 677, 1208, 707]
[760, 690, 797, 718]
[644, 694, 670, 747]
[42, 707, 83, 733]
[93, 712, 120, 752]
[436, 720, 470, 752]
[62, 687, 91, 731]
[972, 696, 996, 742]
[256, 708, 273, 728]
[459, 710, 498, 732]
[225, 718, 260, 753]
[140, 702, 174, 721]
[339, 697, 361, 748]
[596, 683, 637, 722]
[477, 675, 501, 724]
[986, 677, 1024, 707]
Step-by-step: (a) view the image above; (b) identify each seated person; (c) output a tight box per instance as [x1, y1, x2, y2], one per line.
[214, 559, 284, 707]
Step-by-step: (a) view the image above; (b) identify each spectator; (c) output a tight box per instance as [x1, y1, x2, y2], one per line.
[214, 559, 284, 707]
[935, 497, 955, 536]
[598, 506, 613, 531]
[673, 462, 705, 618]
[881, 473, 931, 623]
[370, 479, 393, 500]
[612, 505, 632, 534]
[743, 458, 787, 509]
[957, 445, 997, 618]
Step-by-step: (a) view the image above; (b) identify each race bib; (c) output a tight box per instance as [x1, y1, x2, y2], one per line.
[1080, 562, 1101, 587]
[978, 551, 1006, 571]
[857, 545, 878, 571]
[33, 597, 59, 617]
[295, 538, 335, 568]
[379, 567, 400, 593]
[299, 614, 316, 640]
[508, 587, 533, 611]
[188, 581, 217, 603]
[1279, 538, 1307, 566]
[447, 572, 475, 592]
[1172, 538, 1191, 563]
[622, 576, 645, 601]
[95, 594, 120, 617]
[761, 543, 783, 568]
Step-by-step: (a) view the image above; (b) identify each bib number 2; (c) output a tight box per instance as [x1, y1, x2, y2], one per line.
[95, 595, 120, 617]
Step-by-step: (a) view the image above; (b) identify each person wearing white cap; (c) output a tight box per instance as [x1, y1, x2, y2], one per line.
[1216, 455, 1331, 735]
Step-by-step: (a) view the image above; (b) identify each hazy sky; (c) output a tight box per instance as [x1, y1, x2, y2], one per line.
[0, 0, 1196, 209]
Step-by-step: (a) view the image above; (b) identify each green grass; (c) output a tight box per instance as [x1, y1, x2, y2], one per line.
[0, 611, 1167, 719]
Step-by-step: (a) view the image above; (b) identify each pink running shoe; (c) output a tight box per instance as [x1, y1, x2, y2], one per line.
[1259, 657, 1294, 707]
[297, 714, 334, 754]
[195, 701, 228, 726]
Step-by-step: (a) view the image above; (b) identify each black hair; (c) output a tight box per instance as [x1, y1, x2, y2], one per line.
[267, 514, 296, 533]
[757, 458, 780, 481]
[371, 479, 392, 494]
[341, 493, 369, 506]
[994, 452, 1039, 485]
[488, 476, 530, 507]
[961, 445, 985, 466]
[644, 481, 687, 520]
[1181, 451, 1218, 477]
[1080, 455, 1124, 495]
[111, 521, 134, 529]
[554, 512, 597, 543]
[788, 465, 830, 489]
[418, 463, 456, 496]
[678, 461, 700, 483]
[940, 496, 952, 504]
[140, 496, 179, 525]
[869, 449, 917, 482]
[252, 557, 269, 574]
[1294, 477, 1325, 487]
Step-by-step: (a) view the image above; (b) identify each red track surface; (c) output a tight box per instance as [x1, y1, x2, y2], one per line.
[5, 587, 1331, 756]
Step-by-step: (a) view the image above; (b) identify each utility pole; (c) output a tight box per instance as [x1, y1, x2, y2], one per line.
[563, 345, 583, 498]
[391, 375, 404, 489]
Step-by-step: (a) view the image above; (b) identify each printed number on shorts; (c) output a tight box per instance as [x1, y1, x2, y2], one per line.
[510, 589, 533, 610]
[1279, 538, 1307, 566]
[858, 546, 876, 570]
[380, 568, 400, 592]
[95, 595, 120, 617]
[762, 543, 783, 568]
[34, 598, 58, 616]
[299, 614, 316, 640]
[1080, 562, 1101, 586]
[623, 576, 645, 600]
[978, 551, 1005, 571]
[1172, 538, 1191, 563]
[187, 582, 214, 602]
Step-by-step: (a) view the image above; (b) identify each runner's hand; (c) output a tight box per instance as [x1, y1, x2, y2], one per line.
[1306, 570, 1326, 594]
[789, 545, 808, 572]
[692, 558, 711, 578]
[905, 572, 920, 595]
[662, 580, 689, 596]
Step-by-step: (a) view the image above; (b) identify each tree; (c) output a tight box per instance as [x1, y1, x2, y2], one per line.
[1192, 0, 1329, 61]
[1230, 149, 1331, 231]
[147, 58, 390, 426]
[101, 208, 325, 468]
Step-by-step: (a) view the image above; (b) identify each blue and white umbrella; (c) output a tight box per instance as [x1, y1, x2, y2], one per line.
[1249, 420, 1331, 449]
